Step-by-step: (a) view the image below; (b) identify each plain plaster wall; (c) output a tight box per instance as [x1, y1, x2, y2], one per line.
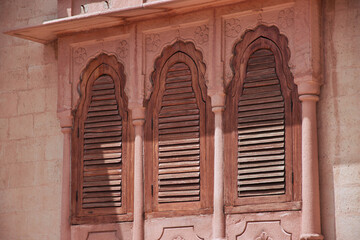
[319, 0, 360, 239]
[0, 0, 62, 239]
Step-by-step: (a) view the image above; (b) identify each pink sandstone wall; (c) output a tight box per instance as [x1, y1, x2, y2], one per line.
[0, 0, 62, 239]
[0, 0, 359, 239]
[319, 0, 360, 239]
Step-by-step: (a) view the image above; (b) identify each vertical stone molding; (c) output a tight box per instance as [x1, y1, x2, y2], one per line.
[299, 94, 323, 240]
[61, 127, 71, 240]
[211, 93, 225, 240]
[132, 107, 146, 240]
[58, 111, 73, 240]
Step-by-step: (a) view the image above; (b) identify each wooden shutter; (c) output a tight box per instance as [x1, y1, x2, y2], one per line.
[81, 75, 123, 209]
[237, 49, 286, 197]
[72, 54, 132, 224]
[225, 26, 301, 212]
[157, 62, 201, 204]
[145, 42, 213, 216]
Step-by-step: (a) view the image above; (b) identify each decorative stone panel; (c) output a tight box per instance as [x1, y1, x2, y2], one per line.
[66, 28, 132, 110]
[158, 227, 204, 240]
[236, 221, 291, 240]
[71, 222, 132, 240]
[218, 2, 296, 88]
[139, 14, 212, 101]
[86, 230, 119, 240]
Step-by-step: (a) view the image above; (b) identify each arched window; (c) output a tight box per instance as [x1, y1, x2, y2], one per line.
[224, 26, 301, 212]
[145, 41, 214, 216]
[72, 54, 132, 223]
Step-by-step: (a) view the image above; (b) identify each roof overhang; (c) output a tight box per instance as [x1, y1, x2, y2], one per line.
[5, 0, 246, 44]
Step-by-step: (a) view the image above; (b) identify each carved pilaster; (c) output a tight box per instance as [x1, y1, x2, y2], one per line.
[132, 107, 145, 240]
[299, 94, 323, 240]
[57, 110, 73, 240]
[211, 92, 225, 240]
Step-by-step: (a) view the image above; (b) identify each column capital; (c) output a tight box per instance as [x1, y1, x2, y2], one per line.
[212, 106, 224, 113]
[131, 106, 145, 126]
[133, 119, 145, 126]
[208, 90, 225, 111]
[294, 74, 322, 96]
[299, 94, 319, 102]
[61, 127, 72, 134]
[57, 109, 73, 129]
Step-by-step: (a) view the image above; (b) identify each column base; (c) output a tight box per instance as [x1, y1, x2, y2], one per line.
[300, 234, 324, 240]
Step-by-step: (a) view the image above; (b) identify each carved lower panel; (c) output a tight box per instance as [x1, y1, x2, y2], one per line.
[71, 222, 132, 240]
[158, 226, 204, 240]
[86, 231, 119, 240]
[237, 221, 291, 240]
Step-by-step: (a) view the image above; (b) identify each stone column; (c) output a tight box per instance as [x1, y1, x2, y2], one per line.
[132, 108, 145, 240]
[299, 94, 323, 240]
[58, 112, 72, 240]
[211, 93, 226, 240]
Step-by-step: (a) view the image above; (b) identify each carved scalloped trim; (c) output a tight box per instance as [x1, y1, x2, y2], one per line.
[146, 40, 207, 103]
[75, 53, 128, 114]
[229, 25, 295, 96]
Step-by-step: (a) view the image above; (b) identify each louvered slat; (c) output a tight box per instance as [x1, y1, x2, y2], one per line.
[237, 49, 286, 198]
[157, 62, 201, 204]
[82, 76, 122, 209]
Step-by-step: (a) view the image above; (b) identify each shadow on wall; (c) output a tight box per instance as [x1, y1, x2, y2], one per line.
[318, 0, 337, 238]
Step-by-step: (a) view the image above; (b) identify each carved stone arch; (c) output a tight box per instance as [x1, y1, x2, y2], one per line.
[224, 25, 302, 209]
[149, 41, 207, 103]
[77, 53, 128, 115]
[229, 25, 295, 97]
[71, 53, 132, 224]
[144, 40, 214, 215]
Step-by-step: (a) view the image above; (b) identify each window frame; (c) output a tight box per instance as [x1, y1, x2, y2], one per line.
[224, 25, 302, 213]
[71, 54, 133, 224]
[144, 41, 214, 218]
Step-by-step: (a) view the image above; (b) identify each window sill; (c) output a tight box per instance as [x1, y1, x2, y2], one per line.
[225, 201, 302, 214]
[145, 208, 212, 220]
[71, 213, 133, 225]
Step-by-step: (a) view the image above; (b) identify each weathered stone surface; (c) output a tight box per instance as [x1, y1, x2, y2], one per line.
[0, 0, 359, 240]
[0, 0, 60, 239]
[18, 88, 46, 114]
[0, 92, 18, 118]
[9, 115, 34, 140]
[319, 1, 360, 240]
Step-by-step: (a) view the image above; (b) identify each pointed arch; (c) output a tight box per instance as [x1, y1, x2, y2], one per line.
[224, 25, 301, 211]
[144, 41, 214, 216]
[72, 53, 133, 224]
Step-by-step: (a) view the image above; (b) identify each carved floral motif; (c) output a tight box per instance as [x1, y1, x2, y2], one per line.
[173, 236, 185, 240]
[194, 25, 209, 45]
[74, 47, 87, 64]
[116, 40, 129, 58]
[255, 232, 273, 240]
[145, 34, 161, 52]
[225, 18, 242, 38]
[278, 8, 295, 28]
